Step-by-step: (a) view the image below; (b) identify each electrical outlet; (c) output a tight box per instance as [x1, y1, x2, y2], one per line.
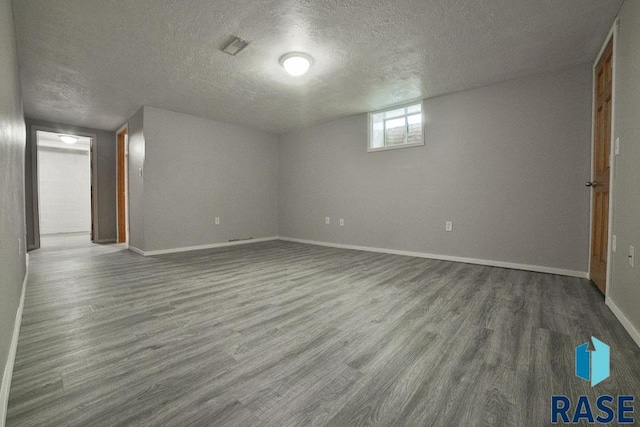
[138, 168, 143, 177]
[339, 219, 344, 226]
[612, 235, 617, 253]
[325, 217, 330, 225]
[445, 221, 453, 232]
[215, 217, 220, 225]
[630, 246, 635, 268]
[615, 137, 620, 156]
[18, 238, 21, 255]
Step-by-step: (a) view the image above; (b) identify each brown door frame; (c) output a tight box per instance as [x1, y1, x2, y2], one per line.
[29, 125, 98, 250]
[589, 19, 618, 298]
[116, 124, 129, 243]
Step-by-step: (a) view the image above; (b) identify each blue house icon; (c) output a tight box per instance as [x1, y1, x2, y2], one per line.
[575, 337, 610, 387]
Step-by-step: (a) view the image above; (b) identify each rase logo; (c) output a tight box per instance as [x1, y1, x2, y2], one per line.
[551, 337, 636, 424]
[575, 336, 609, 386]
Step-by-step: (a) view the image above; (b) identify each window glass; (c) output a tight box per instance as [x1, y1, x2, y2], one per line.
[368, 102, 424, 152]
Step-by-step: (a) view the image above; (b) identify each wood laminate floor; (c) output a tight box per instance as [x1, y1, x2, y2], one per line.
[7, 237, 640, 426]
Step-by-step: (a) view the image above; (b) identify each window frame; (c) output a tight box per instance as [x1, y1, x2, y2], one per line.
[367, 100, 425, 153]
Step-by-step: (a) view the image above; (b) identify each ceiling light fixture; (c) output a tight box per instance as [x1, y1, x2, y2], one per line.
[279, 52, 313, 76]
[59, 135, 78, 145]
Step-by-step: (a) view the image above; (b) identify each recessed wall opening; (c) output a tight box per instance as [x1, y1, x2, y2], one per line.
[36, 130, 94, 248]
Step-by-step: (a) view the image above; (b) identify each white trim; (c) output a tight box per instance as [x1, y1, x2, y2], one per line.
[587, 47, 596, 277]
[368, 100, 425, 153]
[606, 298, 640, 349]
[278, 237, 588, 278]
[128, 245, 145, 256]
[0, 267, 28, 427]
[128, 237, 279, 256]
[594, 18, 619, 66]
[367, 142, 425, 153]
[115, 122, 128, 136]
[605, 19, 619, 300]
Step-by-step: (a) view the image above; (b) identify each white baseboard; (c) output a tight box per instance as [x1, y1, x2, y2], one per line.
[95, 238, 117, 244]
[1, 264, 28, 427]
[606, 297, 640, 349]
[129, 237, 279, 256]
[278, 237, 588, 279]
[128, 245, 145, 256]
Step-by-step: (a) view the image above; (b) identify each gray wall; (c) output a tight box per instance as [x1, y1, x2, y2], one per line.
[132, 106, 278, 252]
[278, 65, 593, 273]
[25, 119, 117, 247]
[610, 0, 640, 336]
[127, 107, 145, 251]
[0, 0, 26, 398]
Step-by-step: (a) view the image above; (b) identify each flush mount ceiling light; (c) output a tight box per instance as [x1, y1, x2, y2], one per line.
[59, 135, 78, 145]
[279, 52, 313, 76]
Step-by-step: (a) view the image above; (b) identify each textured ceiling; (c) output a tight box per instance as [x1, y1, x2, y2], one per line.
[13, 0, 622, 134]
[37, 131, 91, 150]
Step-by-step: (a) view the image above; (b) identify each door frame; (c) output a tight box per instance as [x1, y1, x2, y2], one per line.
[115, 123, 129, 245]
[29, 125, 98, 248]
[588, 18, 619, 300]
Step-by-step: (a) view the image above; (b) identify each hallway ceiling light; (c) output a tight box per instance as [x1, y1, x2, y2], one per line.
[59, 135, 78, 145]
[279, 52, 313, 76]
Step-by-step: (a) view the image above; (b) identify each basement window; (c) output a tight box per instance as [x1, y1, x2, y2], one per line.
[368, 101, 424, 152]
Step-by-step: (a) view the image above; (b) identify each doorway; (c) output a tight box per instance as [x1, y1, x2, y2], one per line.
[589, 38, 614, 294]
[116, 127, 129, 243]
[36, 130, 94, 248]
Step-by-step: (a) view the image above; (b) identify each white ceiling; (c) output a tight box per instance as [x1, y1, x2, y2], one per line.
[37, 130, 91, 151]
[13, 0, 622, 134]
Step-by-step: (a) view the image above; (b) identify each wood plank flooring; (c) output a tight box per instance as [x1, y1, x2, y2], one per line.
[7, 236, 640, 426]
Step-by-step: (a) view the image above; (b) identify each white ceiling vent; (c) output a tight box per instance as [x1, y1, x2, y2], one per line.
[221, 36, 250, 56]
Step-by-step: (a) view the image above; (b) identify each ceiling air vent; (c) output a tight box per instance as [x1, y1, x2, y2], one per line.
[221, 36, 250, 56]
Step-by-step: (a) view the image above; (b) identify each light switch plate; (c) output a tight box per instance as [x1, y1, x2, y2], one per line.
[325, 217, 330, 225]
[615, 137, 620, 155]
[215, 217, 220, 225]
[612, 235, 616, 253]
[339, 219, 344, 226]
